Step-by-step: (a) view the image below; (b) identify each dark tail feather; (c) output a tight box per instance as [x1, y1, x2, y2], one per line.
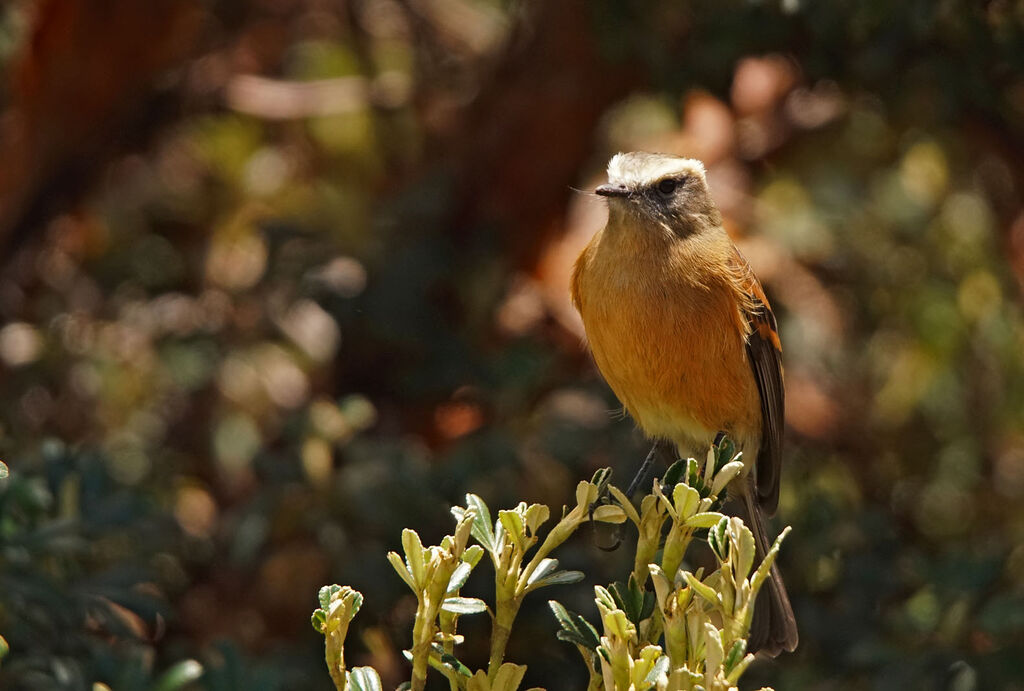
[737, 488, 798, 656]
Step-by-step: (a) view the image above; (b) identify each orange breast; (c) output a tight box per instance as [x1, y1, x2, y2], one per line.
[572, 229, 762, 452]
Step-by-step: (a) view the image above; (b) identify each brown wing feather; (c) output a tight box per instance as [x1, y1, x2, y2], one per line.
[729, 250, 784, 516]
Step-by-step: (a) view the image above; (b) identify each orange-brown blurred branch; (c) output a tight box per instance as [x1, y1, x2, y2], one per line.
[0, 0, 204, 259]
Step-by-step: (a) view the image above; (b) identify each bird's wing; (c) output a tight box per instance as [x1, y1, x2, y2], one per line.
[729, 249, 784, 516]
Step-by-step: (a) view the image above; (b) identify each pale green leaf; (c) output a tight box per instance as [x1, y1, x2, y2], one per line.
[683, 571, 720, 606]
[607, 485, 642, 525]
[447, 562, 474, 594]
[710, 460, 745, 497]
[492, 662, 527, 691]
[590, 504, 628, 523]
[388, 551, 417, 592]
[528, 570, 584, 590]
[402, 529, 426, 589]
[685, 512, 727, 529]
[441, 597, 489, 615]
[526, 558, 559, 585]
[348, 667, 384, 691]
[523, 503, 550, 535]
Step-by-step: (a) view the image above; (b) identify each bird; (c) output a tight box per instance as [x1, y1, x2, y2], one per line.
[570, 151, 798, 656]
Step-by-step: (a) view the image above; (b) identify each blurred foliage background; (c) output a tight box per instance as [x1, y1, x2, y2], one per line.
[0, 0, 1022, 689]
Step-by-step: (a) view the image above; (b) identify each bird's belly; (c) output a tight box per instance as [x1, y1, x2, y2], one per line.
[581, 283, 761, 453]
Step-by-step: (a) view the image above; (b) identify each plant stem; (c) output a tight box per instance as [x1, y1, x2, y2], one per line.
[487, 595, 519, 680]
[324, 629, 347, 691]
[410, 599, 431, 691]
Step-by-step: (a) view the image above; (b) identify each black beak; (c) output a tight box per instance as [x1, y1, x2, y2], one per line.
[595, 183, 630, 198]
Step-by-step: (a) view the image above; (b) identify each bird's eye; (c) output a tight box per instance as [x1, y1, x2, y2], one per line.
[657, 179, 678, 195]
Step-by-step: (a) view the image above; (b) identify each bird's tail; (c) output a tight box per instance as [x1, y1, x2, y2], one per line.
[736, 485, 799, 656]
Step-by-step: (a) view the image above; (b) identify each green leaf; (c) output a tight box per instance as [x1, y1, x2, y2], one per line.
[555, 629, 586, 647]
[388, 551, 417, 591]
[347, 589, 364, 616]
[594, 585, 616, 611]
[703, 623, 725, 677]
[710, 461, 745, 497]
[464, 494, 497, 554]
[674, 483, 702, 520]
[644, 654, 670, 685]
[734, 520, 756, 579]
[447, 562, 474, 593]
[590, 504, 628, 523]
[640, 590, 656, 621]
[150, 660, 203, 691]
[402, 529, 426, 588]
[609, 578, 652, 625]
[715, 436, 736, 473]
[590, 467, 613, 491]
[499, 509, 527, 549]
[523, 503, 550, 535]
[529, 570, 585, 589]
[686, 458, 699, 486]
[725, 653, 756, 685]
[549, 600, 573, 625]
[348, 667, 384, 691]
[527, 558, 559, 585]
[319, 584, 342, 610]
[723, 639, 747, 674]
[708, 517, 730, 562]
[661, 459, 687, 488]
[462, 544, 485, 568]
[602, 608, 635, 640]
[492, 662, 527, 691]
[493, 519, 507, 553]
[549, 600, 600, 650]
[437, 649, 473, 677]
[685, 511, 725, 529]
[648, 564, 672, 610]
[607, 485, 641, 525]
[311, 609, 327, 633]
[441, 597, 489, 614]
[608, 581, 631, 616]
[683, 572, 720, 605]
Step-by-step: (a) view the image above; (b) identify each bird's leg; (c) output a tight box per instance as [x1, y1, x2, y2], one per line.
[625, 441, 662, 498]
[587, 441, 662, 552]
[588, 441, 666, 551]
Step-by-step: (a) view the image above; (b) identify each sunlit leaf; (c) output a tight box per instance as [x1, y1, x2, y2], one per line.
[447, 562, 474, 594]
[348, 667, 384, 691]
[441, 597, 489, 614]
[528, 570, 584, 590]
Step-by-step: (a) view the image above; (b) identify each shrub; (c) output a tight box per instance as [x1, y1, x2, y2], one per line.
[312, 439, 787, 691]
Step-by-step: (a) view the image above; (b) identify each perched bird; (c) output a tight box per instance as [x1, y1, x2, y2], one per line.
[571, 152, 798, 656]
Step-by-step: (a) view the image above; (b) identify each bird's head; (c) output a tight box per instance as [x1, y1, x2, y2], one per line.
[596, 152, 721, 236]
